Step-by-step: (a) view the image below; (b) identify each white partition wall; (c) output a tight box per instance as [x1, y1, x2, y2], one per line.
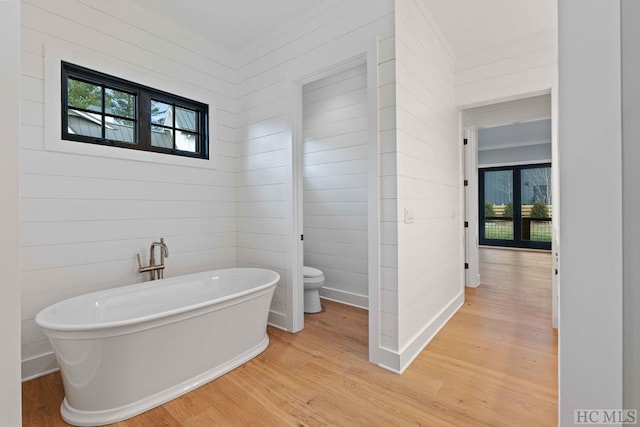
[0, 0, 22, 424]
[621, 0, 640, 416]
[559, 0, 623, 424]
[387, 0, 464, 372]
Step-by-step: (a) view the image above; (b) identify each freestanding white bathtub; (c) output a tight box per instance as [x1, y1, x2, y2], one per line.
[35, 268, 279, 426]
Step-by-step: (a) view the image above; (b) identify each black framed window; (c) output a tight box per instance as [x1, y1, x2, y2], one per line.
[62, 61, 209, 159]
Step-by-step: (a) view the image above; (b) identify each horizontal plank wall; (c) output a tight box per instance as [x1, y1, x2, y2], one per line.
[235, 0, 394, 332]
[0, 0, 22, 423]
[455, 28, 557, 108]
[20, 0, 239, 380]
[302, 63, 369, 308]
[378, 33, 399, 355]
[390, 0, 464, 372]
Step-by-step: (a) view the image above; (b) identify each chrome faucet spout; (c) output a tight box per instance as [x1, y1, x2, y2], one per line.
[138, 238, 169, 281]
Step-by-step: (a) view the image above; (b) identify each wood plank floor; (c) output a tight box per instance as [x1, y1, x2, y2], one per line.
[22, 248, 557, 426]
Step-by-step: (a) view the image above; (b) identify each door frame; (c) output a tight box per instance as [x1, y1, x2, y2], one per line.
[284, 42, 382, 364]
[463, 127, 480, 287]
[461, 91, 558, 328]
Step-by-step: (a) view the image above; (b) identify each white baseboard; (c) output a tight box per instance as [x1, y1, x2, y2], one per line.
[466, 273, 481, 288]
[375, 291, 465, 374]
[320, 287, 368, 310]
[267, 310, 287, 331]
[22, 352, 58, 382]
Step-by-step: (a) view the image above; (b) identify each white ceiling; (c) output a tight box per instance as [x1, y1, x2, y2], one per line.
[423, 0, 556, 57]
[131, 0, 322, 51]
[131, 0, 556, 57]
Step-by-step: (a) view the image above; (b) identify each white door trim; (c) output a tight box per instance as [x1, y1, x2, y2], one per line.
[284, 43, 381, 364]
[463, 126, 480, 287]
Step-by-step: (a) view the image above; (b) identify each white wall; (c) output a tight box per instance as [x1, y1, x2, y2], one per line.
[0, 0, 23, 424]
[302, 63, 369, 307]
[455, 29, 557, 108]
[559, 0, 623, 424]
[477, 119, 552, 167]
[235, 0, 394, 332]
[621, 0, 640, 414]
[20, 0, 239, 379]
[462, 94, 552, 128]
[389, 0, 463, 372]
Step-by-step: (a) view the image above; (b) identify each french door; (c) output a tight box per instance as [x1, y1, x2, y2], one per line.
[479, 164, 552, 250]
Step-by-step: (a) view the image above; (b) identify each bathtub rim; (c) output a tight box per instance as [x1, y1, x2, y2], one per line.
[40, 285, 276, 340]
[35, 268, 280, 333]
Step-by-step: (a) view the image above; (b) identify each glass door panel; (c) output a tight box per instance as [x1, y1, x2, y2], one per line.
[520, 166, 552, 243]
[483, 169, 514, 242]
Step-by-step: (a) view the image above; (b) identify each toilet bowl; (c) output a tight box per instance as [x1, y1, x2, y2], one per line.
[303, 266, 324, 313]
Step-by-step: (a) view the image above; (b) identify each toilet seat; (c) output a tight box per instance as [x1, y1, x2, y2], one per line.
[302, 266, 324, 314]
[303, 266, 323, 278]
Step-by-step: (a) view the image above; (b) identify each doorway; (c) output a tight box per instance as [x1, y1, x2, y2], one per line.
[479, 163, 552, 250]
[461, 93, 557, 327]
[287, 49, 380, 352]
[300, 61, 370, 309]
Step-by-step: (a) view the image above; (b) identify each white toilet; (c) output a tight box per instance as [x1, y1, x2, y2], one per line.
[303, 266, 325, 313]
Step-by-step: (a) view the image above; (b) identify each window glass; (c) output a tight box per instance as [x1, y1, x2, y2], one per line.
[67, 78, 102, 112]
[176, 107, 197, 132]
[105, 88, 135, 118]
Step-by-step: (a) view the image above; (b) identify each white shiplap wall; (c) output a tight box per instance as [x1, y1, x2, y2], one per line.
[235, 0, 394, 331]
[378, 33, 400, 355]
[20, 0, 239, 379]
[454, 29, 557, 108]
[302, 63, 369, 306]
[392, 0, 464, 371]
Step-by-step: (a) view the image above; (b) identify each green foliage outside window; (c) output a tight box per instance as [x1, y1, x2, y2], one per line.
[484, 200, 495, 217]
[530, 200, 549, 218]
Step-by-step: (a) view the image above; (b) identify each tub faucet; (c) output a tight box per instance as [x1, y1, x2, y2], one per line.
[137, 238, 169, 281]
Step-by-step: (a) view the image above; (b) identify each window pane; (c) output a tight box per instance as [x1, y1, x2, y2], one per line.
[151, 126, 173, 149]
[67, 78, 102, 112]
[151, 100, 172, 126]
[105, 88, 135, 118]
[521, 167, 552, 242]
[105, 116, 135, 143]
[67, 111, 103, 138]
[484, 170, 514, 241]
[175, 107, 197, 131]
[176, 130, 198, 152]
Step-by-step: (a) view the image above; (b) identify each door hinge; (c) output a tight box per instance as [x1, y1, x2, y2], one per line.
[464, 221, 469, 228]
[463, 138, 468, 145]
[300, 234, 304, 241]
[464, 179, 468, 186]
[464, 262, 469, 270]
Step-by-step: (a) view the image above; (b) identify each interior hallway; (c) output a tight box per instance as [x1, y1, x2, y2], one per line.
[22, 248, 556, 426]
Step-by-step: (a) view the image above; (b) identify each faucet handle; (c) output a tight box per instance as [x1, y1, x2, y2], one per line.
[136, 253, 144, 270]
[160, 237, 169, 257]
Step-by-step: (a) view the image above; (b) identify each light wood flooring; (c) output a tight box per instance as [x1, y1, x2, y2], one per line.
[22, 248, 556, 426]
